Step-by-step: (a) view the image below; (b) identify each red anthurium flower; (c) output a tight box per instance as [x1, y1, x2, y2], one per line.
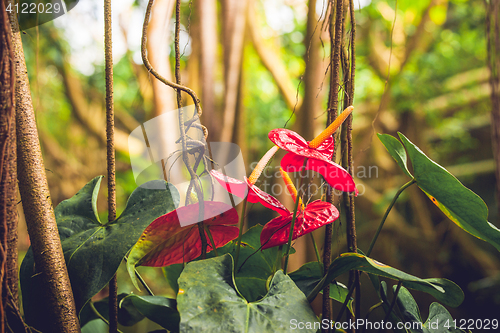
[268, 106, 358, 194]
[260, 200, 339, 250]
[210, 145, 290, 216]
[127, 201, 238, 289]
[260, 168, 339, 249]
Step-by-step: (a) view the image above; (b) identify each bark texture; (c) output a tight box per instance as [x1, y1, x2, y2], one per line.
[11, 12, 80, 333]
[0, 4, 18, 332]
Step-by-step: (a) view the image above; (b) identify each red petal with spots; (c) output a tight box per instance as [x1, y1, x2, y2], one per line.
[129, 202, 239, 267]
[281, 153, 358, 195]
[247, 180, 290, 216]
[210, 169, 248, 198]
[268, 128, 334, 160]
[260, 200, 339, 249]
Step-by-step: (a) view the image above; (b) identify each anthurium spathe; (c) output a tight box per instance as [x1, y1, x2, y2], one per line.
[268, 106, 357, 194]
[127, 201, 238, 290]
[210, 145, 289, 216]
[260, 169, 339, 249]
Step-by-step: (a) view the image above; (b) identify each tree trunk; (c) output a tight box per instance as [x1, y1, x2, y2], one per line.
[10, 9, 80, 333]
[220, 0, 248, 143]
[288, 0, 326, 273]
[0, 4, 18, 332]
[486, 0, 500, 222]
[197, 0, 219, 139]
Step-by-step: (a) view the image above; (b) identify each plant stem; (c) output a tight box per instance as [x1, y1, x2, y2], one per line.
[309, 233, 322, 273]
[360, 302, 383, 333]
[234, 198, 248, 267]
[134, 269, 154, 296]
[283, 158, 308, 274]
[204, 225, 218, 257]
[366, 179, 416, 256]
[89, 302, 124, 333]
[335, 283, 355, 322]
[275, 245, 283, 273]
[383, 281, 402, 322]
[104, 0, 118, 330]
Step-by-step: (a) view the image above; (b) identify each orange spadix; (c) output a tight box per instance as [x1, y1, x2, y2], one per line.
[248, 145, 279, 185]
[280, 168, 304, 210]
[308, 106, 353, 149]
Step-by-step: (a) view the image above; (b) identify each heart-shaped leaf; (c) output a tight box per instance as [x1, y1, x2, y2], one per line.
[398, 132, 500, 252]
[308, 253, 464, 307]
[377, 133, 413, 178]
[393, 286, 468, 333]
[176, 254, 318, 333]
[20, 176, 180, 327]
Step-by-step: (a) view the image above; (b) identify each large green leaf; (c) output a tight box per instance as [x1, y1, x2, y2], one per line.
[20, 176, 180, 328]
[398, 132, 500, 252]
[377, 133, 413, 178]
[394, 286, 468, 333]
[162, 225, 290, 302]
[177, 254, 318, 333]
[308, 253, 463, 307]
[121, 294, 180, 332]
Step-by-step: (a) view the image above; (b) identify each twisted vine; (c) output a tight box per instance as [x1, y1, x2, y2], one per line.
[142, 0, 210, 257]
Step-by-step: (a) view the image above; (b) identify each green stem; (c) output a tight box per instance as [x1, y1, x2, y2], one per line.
[134, 269, 154, 296]
[366, 179, 416, 256]
[89, 302, 124, 333]
[309, 232, 322, 274]
[275, 245, 283, 273]
[360, 302, 384, 333]
[204, 225, 218, 257]
[234, 198, 248, 267]
[283, 158, 308, 274]
[334, 283, 355, 322]
[384, 281, 403, 322]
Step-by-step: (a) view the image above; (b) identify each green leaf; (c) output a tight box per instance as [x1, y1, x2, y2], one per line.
[423, 303, 468, 332]
[380, 282, 406, 333]
[377, 133, 413, 178]
[219, 225, 281, 302]
[121, 295, 180, 332]
[394, 286, 467, 333]
[395, 285, 422, 324]
[309, 253, 464, 307]
[81, 319, 108, 333]
[161, 225, 288, 302]
[398, 132, 500, 252]
[162, 263, 184, 295]
[289, 262, 353, 314]
[177, 254, 319, 333]
[20, 176, 180, 327]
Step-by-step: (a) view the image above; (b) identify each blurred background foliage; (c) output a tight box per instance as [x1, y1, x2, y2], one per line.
[16, 0, 500, 330]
